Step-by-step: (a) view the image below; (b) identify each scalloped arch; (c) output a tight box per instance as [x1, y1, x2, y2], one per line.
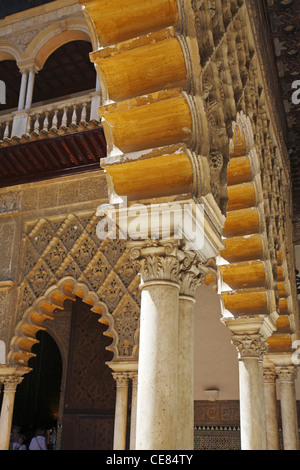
[7, 276, 119, 367]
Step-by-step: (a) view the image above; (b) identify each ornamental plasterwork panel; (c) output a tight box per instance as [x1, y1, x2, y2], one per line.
[0, 1, 83, 42]
[0, 192, 21, 215]
[0, 221, 16, 279]
[16, 211, 141, 362]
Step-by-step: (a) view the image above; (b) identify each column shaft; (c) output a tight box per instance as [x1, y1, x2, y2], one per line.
[264, 367, 279, 450]
[238, 356, 264, 449]
[129, 372, 138, 450]
[25, 69, 36, 110]
[178, 295, 195, 450]
[227, 326, 272, 451]
[277, 366, 299, 450]
[136, 280, 179, 449]
[113, 373, 129, 450]
[258, 360, 267, 449]
[18, 71, 28, 111]
[0, 377, 23, 450]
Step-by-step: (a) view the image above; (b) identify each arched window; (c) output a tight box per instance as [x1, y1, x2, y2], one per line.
[32, 40, 96, 105]
[0, 60, 21, 112]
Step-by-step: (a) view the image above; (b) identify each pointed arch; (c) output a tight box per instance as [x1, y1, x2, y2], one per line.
[7, 276, 119, 367]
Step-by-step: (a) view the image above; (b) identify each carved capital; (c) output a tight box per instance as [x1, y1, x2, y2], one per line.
[263, 367, 277, 384]
[1, 376, 23, 391]
[232, 334, 267, 360]
[275, 365, 298, 384]
[112, 372, 130, 387]
[127, 371, 138, 386]
[179, 251, 208, 297]
[128, 239, 181, 286]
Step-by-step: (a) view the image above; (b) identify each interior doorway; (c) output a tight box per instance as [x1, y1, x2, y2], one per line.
[60, 299, 116, 450]
[12, 330, 62, 447]
[11, 297, 117, 450]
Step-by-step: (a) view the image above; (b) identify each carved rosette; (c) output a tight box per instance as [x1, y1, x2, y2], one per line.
[232, 334, 267, 360]
[275, 366, 298, 384]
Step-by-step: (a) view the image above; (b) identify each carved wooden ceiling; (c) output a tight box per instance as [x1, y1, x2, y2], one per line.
[0, 128, 106, 187]
[0, 39, 100, 186]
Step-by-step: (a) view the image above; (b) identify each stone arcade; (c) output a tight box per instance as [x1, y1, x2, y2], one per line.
[0, 0, 299, 451]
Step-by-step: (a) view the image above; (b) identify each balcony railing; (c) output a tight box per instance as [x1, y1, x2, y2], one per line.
[0, 90, 101, 144]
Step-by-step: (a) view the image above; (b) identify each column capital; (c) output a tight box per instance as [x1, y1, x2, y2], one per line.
[178, 250, 209, 298]
[112, 371, 130, 387]
[275, 365, 298, 383]
[222, 316, 276, 360]
[0, 376, 23, 391]
[0, 365, 28, 388]
[127, 371, 138, 385]
[17, 58, 40, 74]
[231, 333, 268, 360]
[263, 366, 277, 383]
[128, 238, 181, 287]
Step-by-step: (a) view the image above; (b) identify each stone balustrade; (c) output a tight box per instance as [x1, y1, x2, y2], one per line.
[0, 90, 101, 143]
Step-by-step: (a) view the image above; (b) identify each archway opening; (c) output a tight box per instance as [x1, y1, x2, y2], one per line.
[0, 60, 21, 112]
[10, 294, 118, 450]
[60, 298, 116, 450]
[32, 40, 96, 105]
[12, 330, 62, 449]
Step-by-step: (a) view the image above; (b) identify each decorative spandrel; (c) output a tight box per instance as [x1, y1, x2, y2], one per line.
[14, 211, 141, 363]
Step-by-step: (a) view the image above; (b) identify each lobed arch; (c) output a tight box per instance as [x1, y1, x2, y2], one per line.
[218, 111, 295, 354]
[7, 276, 119, 368]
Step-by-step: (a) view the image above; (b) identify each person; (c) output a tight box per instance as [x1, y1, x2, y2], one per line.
[47, 427, 56, 450]
[10, 425, 21, 450]
[13, 434, 27, 450]
[29, 428, 47, 450]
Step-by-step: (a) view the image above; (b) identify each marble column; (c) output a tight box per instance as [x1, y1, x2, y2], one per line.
[0, 376, 23, 450]
[263, 366, 279, 450]
[178, 251, 207, 450]
[258, 358, 267, 450]
[18, 71, 28, 111]
[112, 372, 130, 450]
[25, 68, 36, 110]
[129, 239, 181, 450]
[129, 372, 138, 450]
[223, 317, 275, 450]
[276, 365, 299, 450]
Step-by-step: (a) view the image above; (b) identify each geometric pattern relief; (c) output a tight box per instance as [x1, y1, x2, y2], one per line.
[17, 211, 141, 361]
